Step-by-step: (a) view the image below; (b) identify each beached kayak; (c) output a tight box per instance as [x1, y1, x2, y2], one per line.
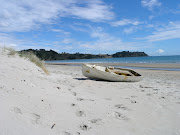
[82, 64, 142, 82]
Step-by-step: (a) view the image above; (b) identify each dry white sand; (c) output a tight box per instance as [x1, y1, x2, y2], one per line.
[0, 48, 180, 135]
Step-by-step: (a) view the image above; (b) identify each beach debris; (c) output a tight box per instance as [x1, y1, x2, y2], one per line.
[51, 124, 56, 129]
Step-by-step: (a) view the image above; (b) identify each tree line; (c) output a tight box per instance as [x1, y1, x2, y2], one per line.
[19, 49, 148, 61]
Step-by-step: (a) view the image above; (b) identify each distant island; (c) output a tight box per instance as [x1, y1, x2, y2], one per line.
[19, 49, 148, 61]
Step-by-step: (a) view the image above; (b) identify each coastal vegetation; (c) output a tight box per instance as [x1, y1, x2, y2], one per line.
[19, 49, 148, 61]
[19, 51, 49, 74]
[3, 47, 48, 74]
[112, 51, 148, 57]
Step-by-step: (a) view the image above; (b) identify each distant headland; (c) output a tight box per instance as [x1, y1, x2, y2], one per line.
[19, 49, 148, 61]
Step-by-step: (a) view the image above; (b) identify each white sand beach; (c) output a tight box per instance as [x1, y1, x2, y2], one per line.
[0, 48, 180, 135]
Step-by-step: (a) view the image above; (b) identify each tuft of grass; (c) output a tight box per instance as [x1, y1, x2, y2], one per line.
[5, 47, 16, 55]
[19, 52, 49, 75]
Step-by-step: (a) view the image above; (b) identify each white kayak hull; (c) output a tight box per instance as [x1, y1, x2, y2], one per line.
[82, 64, 142, 82]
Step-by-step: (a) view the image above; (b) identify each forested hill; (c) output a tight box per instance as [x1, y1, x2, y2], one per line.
[19, 49, 148, 61]
[112, 51, 148, 57]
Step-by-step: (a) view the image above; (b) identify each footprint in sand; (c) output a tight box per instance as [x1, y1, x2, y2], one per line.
[146, 93, 152, 96]
[76, 111, 86, 117]
[57, 87, 61, 90]
[77, 97, 94, 102]
[31, 113, 41, 124]
[105, 98, 112, 101]
[63, 131, 71, 135]
[72, 92, 77, 96]
[113, 112, 128, 120]
[131, 100, 137, 103]
[114, 104, 129, 110]
[76, 132, 81, 135]
[77, 98, 84, 101]
[80, 124, 91, 131]
[71, 103, 76, 107]
[13, 107, 22, 114]
[90, 119, 103, 125]
[139, 85, 153, 89]
[88, 99, 94, 101]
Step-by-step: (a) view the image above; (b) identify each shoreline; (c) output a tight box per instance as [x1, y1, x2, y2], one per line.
[45, 62, 180, 70]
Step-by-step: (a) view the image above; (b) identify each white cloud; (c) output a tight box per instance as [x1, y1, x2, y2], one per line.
[70, 23, 91, 33]
[69, 1, 114, 22]
[51, 29, 70, 35]
[0, 0, 60, 32]
[0, 0, 114, 32]
[141, 0, 161, 10]
[149, 15, 154, 20]
[157, 49, 164, 53]
[0, 32, 58, 50]
[77, 27, 146, 52]
[143, 22, 180, 41]
[112, 19, 143, 27]
[146, 24, 154, 28]
[0, 33, 22, 46]
[123, 26, 138, 34]
[61, 38, 74, 44]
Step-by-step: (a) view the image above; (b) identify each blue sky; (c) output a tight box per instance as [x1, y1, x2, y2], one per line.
[0, 0, 180, 56]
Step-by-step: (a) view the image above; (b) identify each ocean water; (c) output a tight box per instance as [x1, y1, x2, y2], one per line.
[46, 55, 180, 64]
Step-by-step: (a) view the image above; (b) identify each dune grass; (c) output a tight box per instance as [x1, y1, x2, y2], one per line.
[4, 47, 16, 56]
[19, 52, 49, 74]
[1, 47, 49, 74]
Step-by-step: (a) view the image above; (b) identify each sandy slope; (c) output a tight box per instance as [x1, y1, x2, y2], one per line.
[0, 48, 180, 135]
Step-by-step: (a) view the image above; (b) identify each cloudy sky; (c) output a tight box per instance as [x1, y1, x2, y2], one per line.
[0, 0, 180, 55]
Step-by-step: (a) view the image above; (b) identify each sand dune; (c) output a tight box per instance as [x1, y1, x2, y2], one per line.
[0, 48, 180, 135]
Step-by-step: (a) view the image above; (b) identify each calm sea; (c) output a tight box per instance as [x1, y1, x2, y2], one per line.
[46, 55, 180, 71]
[46, 55, 180, 64]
